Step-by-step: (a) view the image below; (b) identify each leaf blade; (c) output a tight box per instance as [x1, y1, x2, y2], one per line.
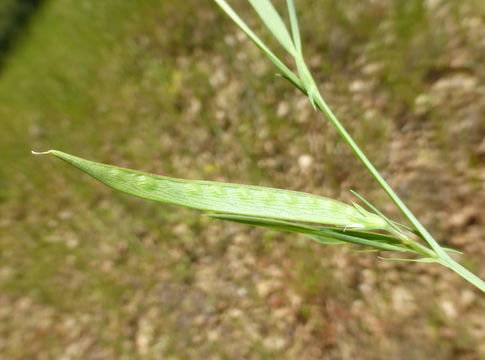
[247, 0, 297, 57]
[208, 214, 412, 252]
[214, 0, 302, 90]
[286, 0, 302, 55]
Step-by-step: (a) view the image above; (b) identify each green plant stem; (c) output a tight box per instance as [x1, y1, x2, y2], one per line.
[387, 227, 435, 258]
[311, 88, 485, 292]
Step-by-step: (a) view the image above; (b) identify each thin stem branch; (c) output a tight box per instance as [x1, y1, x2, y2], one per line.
[312, 91, 485, 292]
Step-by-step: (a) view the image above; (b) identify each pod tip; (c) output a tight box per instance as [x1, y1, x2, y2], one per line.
[31, 150, 52, 155]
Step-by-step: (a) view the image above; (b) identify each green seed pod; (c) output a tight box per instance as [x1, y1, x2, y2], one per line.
[35, 150, 388, 230]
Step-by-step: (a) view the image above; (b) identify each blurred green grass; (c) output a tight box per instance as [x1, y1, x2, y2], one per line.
[1, 0, 484, 359]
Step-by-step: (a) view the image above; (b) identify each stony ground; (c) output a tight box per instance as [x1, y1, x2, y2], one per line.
[0, 0, 484, 359]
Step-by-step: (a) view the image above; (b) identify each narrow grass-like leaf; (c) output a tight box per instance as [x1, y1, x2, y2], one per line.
[286, 0, 302, 55]
[305, 234, 354, 246]
[214, 0, 302, 91]
[351, 249, 381, 253]
[207, 213, 321, 234]
[378, 257, 438, 263]
[350, 190, 398, 230]
[37, 150, 390, 230]
[390, 223, 462, 254]
[389, 222, 461, 254]
[303, 228, 413, 252]
[207, 213, 346, 245]
[209, 213, 404, 247]
[442, 248, 463, 255]
[391, 220, 416, 233]
[207, 214, 414, 253]
[351, 190, 411, 240]
[248, 0, 297, 57]
[329, 228, 402, 246]
[285, 0, 319, 108]
[304, 231, 408, 252]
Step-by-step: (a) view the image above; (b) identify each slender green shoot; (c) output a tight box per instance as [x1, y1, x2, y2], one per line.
[286, 0, 302, 55]
[248, 0, 297, 57]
